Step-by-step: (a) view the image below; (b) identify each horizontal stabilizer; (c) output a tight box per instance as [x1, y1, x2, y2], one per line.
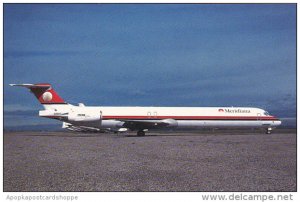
[10, 83, 51, 89]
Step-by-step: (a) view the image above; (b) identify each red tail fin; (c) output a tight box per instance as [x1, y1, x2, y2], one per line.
[10, 83, 67, 104]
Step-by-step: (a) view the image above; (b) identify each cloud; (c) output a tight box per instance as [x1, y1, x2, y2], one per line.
[4, 104, 37, 112]
[4, 109, 60, 128]
[4, 110, 37, 116]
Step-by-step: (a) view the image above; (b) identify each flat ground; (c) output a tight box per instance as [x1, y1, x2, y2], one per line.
[4, 129, 296, 192]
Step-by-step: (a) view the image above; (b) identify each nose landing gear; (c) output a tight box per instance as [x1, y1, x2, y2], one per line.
[266, 127, 273, 134]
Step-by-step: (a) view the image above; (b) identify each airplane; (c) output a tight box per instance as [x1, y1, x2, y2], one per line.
[10, 83, 281, 136]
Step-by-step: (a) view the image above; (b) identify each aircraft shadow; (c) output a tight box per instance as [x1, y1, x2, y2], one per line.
[120, 133, 265, 138]
[18, 132, 268, 138]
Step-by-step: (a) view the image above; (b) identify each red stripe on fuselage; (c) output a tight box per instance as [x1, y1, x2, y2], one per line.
[102, 115, 279, 121]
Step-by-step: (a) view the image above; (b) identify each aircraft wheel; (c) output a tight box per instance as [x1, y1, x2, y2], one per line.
[137, 130, 145, 136]
[266, 128, 272, 134]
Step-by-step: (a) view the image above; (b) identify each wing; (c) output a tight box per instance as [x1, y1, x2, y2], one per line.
[120, 119, 178, 130]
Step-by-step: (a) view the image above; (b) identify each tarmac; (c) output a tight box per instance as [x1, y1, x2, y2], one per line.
[3, 129, 297, 192]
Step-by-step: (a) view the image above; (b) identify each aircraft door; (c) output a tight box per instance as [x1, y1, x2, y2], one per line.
[257, 113, 262, 126]
[257, 113, 261, 120]
[99, 110, 102, 126]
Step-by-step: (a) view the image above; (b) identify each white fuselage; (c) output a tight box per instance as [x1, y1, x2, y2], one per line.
[10, 83, 281, 134]
[40, 104, 281, 131]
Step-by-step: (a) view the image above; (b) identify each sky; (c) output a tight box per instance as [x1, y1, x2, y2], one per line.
[3, 4, 296, 129]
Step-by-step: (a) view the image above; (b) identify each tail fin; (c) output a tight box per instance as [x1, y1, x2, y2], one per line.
[10, 83, 67, 105]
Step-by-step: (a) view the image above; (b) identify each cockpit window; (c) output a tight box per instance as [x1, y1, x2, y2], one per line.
[264, 111, 270, 116]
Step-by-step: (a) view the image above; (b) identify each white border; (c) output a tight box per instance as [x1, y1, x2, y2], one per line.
[1, 1, 298, 202]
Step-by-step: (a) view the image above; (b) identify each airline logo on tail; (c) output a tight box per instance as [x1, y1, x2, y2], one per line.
[42, 92, 53, 102]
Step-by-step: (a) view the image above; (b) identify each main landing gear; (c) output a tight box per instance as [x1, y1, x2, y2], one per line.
[137, 130, 145, 136]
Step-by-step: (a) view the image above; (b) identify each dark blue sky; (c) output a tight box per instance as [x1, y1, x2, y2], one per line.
[4, 4, 296, 128]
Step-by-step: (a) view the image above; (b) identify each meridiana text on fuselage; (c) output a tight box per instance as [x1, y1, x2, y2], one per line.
[219, 109, 251, 113]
